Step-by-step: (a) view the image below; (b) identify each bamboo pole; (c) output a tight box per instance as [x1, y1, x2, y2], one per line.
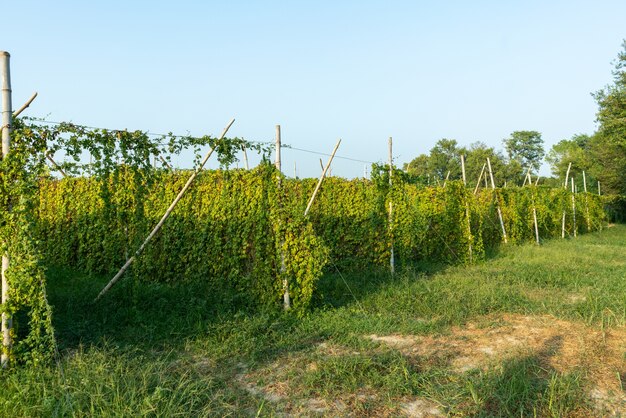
[561, 162, 571, 239]
[442, 170, 450, 188]
[1, 51, 12, 368]
[474, 163, 486, 194]
[95, 118, 235, 301]
[461, 155, 466, 186]
[522, 166, 532, 186]
[304, 139, 341, 217]
[571, 177, 577, 238]
[583, 171, 591, 232]
[12, 92, 37, 118]
[159, 155, 172, 171]
[460, 155, 473, 261]
[275, 125, 290, 310]
[598, 181, 601, 196]
[45, 152, 67, 178]
[487, 158, 507, 244]
[388, 137, 395, 274]
[532, 194, 540, 245]
[241, 145, 249, 170]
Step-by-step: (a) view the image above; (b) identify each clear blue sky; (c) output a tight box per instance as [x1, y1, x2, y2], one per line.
[5, 1, 626, 178]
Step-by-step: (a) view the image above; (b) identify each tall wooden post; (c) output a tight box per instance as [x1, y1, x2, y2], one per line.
[275, 125, 290, 310]
[562, 162, 571, 238]
[1, 51, 12, 368]
[571, 177, 577, 238]
[583, 171, 591, 232]
[461, 154, 466, 186]
[487, 158, 507, 244]
[388, 137, 394, 274]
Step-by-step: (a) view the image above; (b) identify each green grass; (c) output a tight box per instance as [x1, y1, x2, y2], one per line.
[1, 225, 625, 416]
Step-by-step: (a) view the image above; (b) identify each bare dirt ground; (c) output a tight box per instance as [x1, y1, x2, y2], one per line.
[233, 314, 625, 417]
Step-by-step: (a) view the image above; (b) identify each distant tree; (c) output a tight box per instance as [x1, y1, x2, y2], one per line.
[592, 40, 626, 147]
[589, 40, 626, 196]
[429, 138, 465, 181]
[403, 154, 430, 178]
[463, 142, 507, 187]
[502, 131, 545, 173]
[404, 139, 465, 184]
[545, 134, 593, 187]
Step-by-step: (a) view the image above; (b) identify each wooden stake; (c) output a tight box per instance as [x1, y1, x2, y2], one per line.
[12, 91, 37, 118]
[561, 162, 571, 239]
[0, 51, 12, 368]
[532, 195, 540, 245]
[487, 158, 507, 244]
[304, 139, 341, 217]
[241, 145, 249, 170]
[159, 155, 172, 171]
[388, 137, 394, 274]
[45, 152, 67, 178]
[443, 170, 450, 188]
[583, 171, 591, 232]
[571, 177, 577, 238]
[461, 154, 466, 185]
[474, 163, 486, 195]
[598, 181, 601, 196]
[95, 118, 236, 301]
[275, 125, 290, 310]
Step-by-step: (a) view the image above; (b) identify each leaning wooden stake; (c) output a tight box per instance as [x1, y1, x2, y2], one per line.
[45, 152, 67, 178]
[275, 125, 290, 310]
[13, 92, 37, 118]
[442, 170, 451, 188]
[95, 118, 235, 301]
[474, 163, 486, 195]
[304, 140, 341, 217]
[1, 51, 12, 368]
[487, 158, 507, 244]
[532, 194, 540, 245]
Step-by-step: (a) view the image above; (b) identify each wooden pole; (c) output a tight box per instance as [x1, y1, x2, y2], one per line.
[561, 162, 571, 239]
[12, 92, 37, 118]
[461, 155, 466, 186]
[45, 153, 67, 178]
[388, 137, 394, 274]
[1, 51, 12, 368]
[159, 155, 172, 171]
[319, 158, 324, 173]
[532, 194, 540, 245]
[474, 163, 486, 195]
[442, 170, 450, 188]
[304, 139, 341, 217]
[487, 158, 507, 244]
[275, 125, 290, 310]
[95, 118, 235, 301]
[522, 166, 531, 186]
[598, 181, 601, 196]
[571, 177, 577, 238]
[241, 145, 249, 170]
[582, 171, 591, 232]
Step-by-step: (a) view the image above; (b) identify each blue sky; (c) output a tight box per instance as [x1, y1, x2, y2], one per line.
[4, 1, 626, 178]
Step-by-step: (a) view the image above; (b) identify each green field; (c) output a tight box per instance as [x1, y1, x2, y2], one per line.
[1, 225, 625, 417]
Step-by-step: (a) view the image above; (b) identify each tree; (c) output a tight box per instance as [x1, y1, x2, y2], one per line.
[589, 40, 626, 196]
[404, 139, 465, 184]
[464, 142, 507, 187]
[592, 40, 626, 147]
[502, 131, 545, 172]
[429, 138, 465, 181]
[546, 134, 595, 190]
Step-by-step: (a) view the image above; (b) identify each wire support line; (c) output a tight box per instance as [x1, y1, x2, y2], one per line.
[281, 145, 375, 165]
[328, 257, 367, 313]
[26, 117, 376, 166]
[24, 117, 272, 146]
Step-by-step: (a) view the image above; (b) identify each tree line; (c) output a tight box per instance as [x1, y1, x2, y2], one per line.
[403, 40, 626, 199]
